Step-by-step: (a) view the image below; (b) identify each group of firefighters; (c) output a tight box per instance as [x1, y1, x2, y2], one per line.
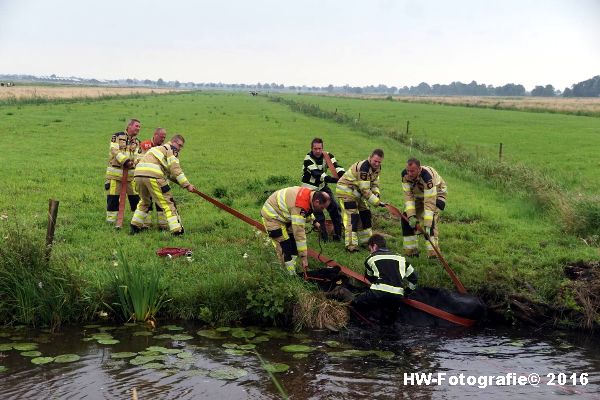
[105, 118, 448, 311]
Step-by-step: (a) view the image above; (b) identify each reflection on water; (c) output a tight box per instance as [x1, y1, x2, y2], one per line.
[0, 322, 599, 399]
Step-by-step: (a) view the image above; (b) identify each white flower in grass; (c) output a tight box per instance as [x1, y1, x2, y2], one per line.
[38, 281, 43, 289]
[0, 214, 7, 221]
[167, 254, 173, 259]
[113, 261, 118, 267]
[243, 252, 249, 259]
[186, 257, 193, 262]
[98, 311, 108, 318]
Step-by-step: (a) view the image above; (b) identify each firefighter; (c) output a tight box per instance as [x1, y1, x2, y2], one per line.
[261, 187, 331, 275]
[335, 149, 386, 252]
[401, 158, 447, 258]
[105, 119, 141, 224]
[351, 234, 418, 323]
[130, 134, 196, 235]
[301, 138, 345, 241]
[137, 127, 168, 229]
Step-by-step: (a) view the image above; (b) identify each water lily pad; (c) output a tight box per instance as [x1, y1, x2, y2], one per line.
[98, 326, 118, 331]
[142, 362, 166, 369]
[123, 322, 138, 327]
[146, 346, 181, 355]
[250, 336, 270, 343]
[9, 336, 24, 341]
[292, 353, 309, 359]
[91, 333, 114, 340]
[154, 334, 174, 340]
[31, 357, 54, 365]
[324, 340, 341, 348]
[139, 350, 162, 357]
[97, 339, 120, 345]
[224, 349, 249, 356]
[231, 330, 255, 339]
[281, 345, 316, 353]
[0, 344, 13, 351]
[133, 331, 153, 337]
[215, 327, 231, 332]
[13, 343, 38, 351]
[54, 354, 81, 363]
[176, 351, 194, 359]
[373, 350, 395, 359]
[197, 330, 225, 339]
[21, 351, 42, 357]
[184, 368, 209, 377]
[208, 367, 248, 380]
[238, 344, 256, 350]
[164, 325, 184, 331]
[0, 366, 7, 372]
[328, 349, 373, 358]
[171, 334, 194, 341]
[263, 363, 289, 373]
[104, 359, 127, 368]
[129, 355, 166, 366]
[111, 352, 137, 359]
[264, 329, 288, 338]
[83, 324, 101, 329]
[291, 333, 308, 339]
[222, 343, 240, 349]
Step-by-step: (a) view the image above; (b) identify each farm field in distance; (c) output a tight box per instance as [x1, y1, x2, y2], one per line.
[0, 88, 598, 329]
[0, 84, 180, 101]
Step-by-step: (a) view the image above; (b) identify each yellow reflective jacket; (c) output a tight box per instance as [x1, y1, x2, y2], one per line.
[105, 132, 140, 181]
[401, 165, 447, 227]
[336, 159, 381, 206]
[134, 142, 190, 188]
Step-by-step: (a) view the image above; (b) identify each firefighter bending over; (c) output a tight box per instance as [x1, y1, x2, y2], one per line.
[401, 158, 447, 258]
[261, 187, 331, 274]
[130, 134, 195, 236]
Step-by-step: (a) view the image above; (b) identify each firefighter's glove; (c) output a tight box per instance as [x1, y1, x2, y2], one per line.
[408, 215, 418, 228]
[312, 221, 321, 232]
[324, 176, 339, 184]
[123, 160, 134, 169]
[423, 226, 431, 237]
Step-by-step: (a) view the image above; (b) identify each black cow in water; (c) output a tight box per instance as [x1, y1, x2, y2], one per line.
[304, 267, 486, 328]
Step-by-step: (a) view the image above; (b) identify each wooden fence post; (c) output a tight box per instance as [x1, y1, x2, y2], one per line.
[499, 143, 503, 162]
[45, 199, 59, 262]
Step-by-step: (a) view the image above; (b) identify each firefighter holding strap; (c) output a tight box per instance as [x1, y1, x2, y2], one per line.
[130, 134, 195, 235]
[401, 157, 447, 258]
[261, 187, 331, 274]
[336, 148, 386, 252]
[137, 127, 168, 229]
[301, 138, 345, 241]
[105, 118, 142, 224]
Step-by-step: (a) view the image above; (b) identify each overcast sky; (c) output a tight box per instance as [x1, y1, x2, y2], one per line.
[0, 0, 598, 90]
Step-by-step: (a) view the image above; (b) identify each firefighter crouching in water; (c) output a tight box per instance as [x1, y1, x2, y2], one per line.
[137, 127, 168, 229]
[261, 187, 331, 275]
[351, 234, 418, 323]
[336, 149, 387, 252]
[401, 157, 447, 258]
[130, 134, 196, 236]
[301, 138, 345, 241]
[105, 118, 142, 224]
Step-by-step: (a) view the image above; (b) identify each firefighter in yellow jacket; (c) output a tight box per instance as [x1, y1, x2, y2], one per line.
[105, 119, 142, 224]
[130, 134, 196, 235]
[401, 158, 447, 257]
[137, 127, 168, 229]
[261, 187, 331, 274]
[336, 149, 386, 252]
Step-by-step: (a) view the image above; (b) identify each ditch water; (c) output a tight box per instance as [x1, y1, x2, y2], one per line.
[0, 322, 599, 399]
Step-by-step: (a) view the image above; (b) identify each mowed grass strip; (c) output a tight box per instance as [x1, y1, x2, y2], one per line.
[0, 91, 596, 326]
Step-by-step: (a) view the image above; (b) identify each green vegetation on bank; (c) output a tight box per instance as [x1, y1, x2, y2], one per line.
[0, 91, 598, 329]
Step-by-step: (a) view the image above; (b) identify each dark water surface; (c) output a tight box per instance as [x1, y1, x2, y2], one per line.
[0, 322, 599, 399]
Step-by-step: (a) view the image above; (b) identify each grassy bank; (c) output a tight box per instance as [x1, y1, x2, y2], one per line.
[0, 91, 598, 329]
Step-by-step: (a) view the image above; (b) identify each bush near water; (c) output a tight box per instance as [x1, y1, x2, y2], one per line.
[0, 90, 598, 329]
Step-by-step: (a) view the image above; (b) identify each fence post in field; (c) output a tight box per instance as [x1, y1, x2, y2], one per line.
[406, 120, 410, 135]
[45, 199, 60, 262]
[499, 143, 503, 162]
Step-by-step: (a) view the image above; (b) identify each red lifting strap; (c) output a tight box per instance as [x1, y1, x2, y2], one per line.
[322, 151, 338, 177]
[190, 188, 475, 327]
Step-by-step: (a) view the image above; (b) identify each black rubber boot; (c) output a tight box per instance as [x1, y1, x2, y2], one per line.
[130, 224, 142, 235]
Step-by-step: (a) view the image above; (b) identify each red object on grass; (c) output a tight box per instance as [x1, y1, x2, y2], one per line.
[156, 248, 193, 258]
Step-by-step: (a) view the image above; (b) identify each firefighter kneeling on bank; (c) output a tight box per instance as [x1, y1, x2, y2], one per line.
[130, 134, 196, 236]
[261, 187, 331, 275]
[401, 157, 447, 258]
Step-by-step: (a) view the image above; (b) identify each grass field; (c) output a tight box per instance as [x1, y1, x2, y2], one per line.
[1, 90, 598, 329]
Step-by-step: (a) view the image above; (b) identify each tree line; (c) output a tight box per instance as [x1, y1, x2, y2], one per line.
[1, 74, 598, 97]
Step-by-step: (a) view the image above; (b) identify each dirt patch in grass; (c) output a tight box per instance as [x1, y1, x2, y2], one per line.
[0, 85, 181, 100]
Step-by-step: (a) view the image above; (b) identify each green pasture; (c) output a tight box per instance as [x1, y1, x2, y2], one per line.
[279, 94, 600, 194]
[0, 91, 598, 328]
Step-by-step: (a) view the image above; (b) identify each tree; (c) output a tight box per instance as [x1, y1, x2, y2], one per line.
[157, 78, 165, 86]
